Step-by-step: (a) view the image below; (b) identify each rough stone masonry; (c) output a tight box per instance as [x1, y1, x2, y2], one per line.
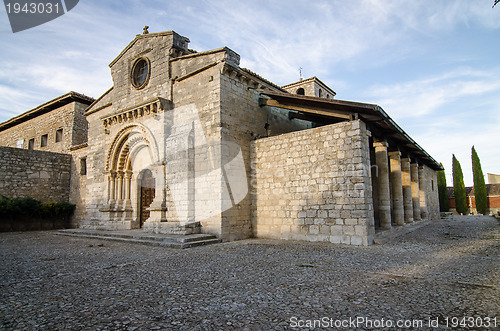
[0, 29, 441, 245]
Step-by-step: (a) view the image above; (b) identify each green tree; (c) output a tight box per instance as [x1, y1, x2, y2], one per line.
[472, 146, 488, 215]
[437, 163, 449, 212]
[452, 154, 468, 214]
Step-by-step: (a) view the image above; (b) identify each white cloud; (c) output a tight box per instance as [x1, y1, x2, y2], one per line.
[413, 118, 500, 187]
[0, 85, 50, 121]
[365, 68, 500, 119]
[171, 0, 500, 86]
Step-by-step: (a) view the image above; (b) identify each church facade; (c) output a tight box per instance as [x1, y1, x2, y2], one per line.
[0, 30, 441, 245]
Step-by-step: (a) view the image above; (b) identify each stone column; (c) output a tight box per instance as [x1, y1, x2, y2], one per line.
[410, 162, 421, 222]
[389, 151, 405, 226]
[418, 166, 428, 220]
[374, 141, 392, 230]
[401, 157, 414, 223]
[106, 173, 112, 203]
[123, 170, 132, 209]
[124, 171, 132, 201]
[109, 171, 116, 206]
[116, 171, 124, 204]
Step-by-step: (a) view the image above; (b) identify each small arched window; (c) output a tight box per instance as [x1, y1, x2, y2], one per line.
[296, 88, 305, 95]
[318, 89, 323, 98]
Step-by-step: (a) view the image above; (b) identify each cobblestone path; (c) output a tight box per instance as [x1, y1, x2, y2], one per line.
[0, 216, 498, 330]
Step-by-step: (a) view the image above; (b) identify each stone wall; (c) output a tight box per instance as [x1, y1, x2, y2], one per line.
[82, 35, 231, 233]
[0, 101, 87, 154]
[251, 120, 375, 246]
[0, 96, 92, 226]
[219, 67, 310, 241]
[83, 33, 312, 240]
[109, 31, 190, 112]
[0, 146, 71, 202]
[68, 145, 88, 227]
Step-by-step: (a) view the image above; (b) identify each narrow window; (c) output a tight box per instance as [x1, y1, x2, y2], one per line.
[431, 180, 434, 191]
[55, 128, 63, 143]
[318, 89, 323, 98]
[296, 88, 305, 95]
[28, 138, 34, 150]
[40, 134, 48, 147]
[80, 158, 87, 176]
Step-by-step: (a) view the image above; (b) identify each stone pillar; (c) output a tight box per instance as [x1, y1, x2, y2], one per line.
[374, 141, 391, 230]
[109, 171, 116, 205]
[116, 171, 123, 204]
[401, 157, 414, 223]
[123, 170, 132, 209]
[389, 151, 405, 226]
[124, 171, 132, 201]
[106, 173, 112, 203]
[410, 162, 421, 222]
[418, 166, 428, 220]
[148, 163, 168, 223]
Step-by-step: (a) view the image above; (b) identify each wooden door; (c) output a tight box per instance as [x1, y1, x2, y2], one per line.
[140, 170, 155, 228]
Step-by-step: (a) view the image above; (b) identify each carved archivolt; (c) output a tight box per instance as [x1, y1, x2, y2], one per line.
[103, 123, 161, 207]
[105, 124, 159, 172]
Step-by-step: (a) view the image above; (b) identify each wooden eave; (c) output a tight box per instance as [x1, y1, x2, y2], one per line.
[0, 92, 94, 132]
[259, 90, 443, 170]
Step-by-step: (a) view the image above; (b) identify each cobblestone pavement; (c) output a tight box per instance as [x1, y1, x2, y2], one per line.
[0, 216, 499, 330]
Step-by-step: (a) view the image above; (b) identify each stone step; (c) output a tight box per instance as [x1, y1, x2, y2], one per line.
[56, 229, 220, 249]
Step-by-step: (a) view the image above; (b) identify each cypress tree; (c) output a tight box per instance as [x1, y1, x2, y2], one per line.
[472, 146, 488, 215]
[452, 154, 468, 215]
[437, 163, 449, 212]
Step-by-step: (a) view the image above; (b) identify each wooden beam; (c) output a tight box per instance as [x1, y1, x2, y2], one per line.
[261, 98, 352, 120]
[289, 111, 346, 124]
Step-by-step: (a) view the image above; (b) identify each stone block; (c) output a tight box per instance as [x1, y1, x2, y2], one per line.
[309, 225, 319, 234]
[330, 235, 342, 244]
[350, 236, 363, 246]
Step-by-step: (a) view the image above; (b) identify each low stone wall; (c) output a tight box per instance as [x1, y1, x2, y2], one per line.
[0, 146, 71, 202]
[250, 120, 375, 246]
[0, 216, 72, 232]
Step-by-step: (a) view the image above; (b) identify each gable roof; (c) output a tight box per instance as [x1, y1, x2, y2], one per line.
[0, 91, 94, 132]
[282, 76, 336, 97]
[109, 30, 190, 67]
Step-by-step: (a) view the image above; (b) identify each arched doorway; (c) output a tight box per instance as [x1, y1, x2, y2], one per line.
[139, 169, 155, 228]
[103, 124, 161, 229]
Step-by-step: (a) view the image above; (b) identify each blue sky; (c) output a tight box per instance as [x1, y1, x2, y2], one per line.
[0, 0, 499, 186]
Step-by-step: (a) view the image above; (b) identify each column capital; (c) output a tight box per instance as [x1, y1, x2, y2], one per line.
[373, 140, 389, 148]
[388, 150, 401, 158]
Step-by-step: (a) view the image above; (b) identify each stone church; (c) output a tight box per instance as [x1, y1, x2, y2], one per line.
[0, 29, 441, 245]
